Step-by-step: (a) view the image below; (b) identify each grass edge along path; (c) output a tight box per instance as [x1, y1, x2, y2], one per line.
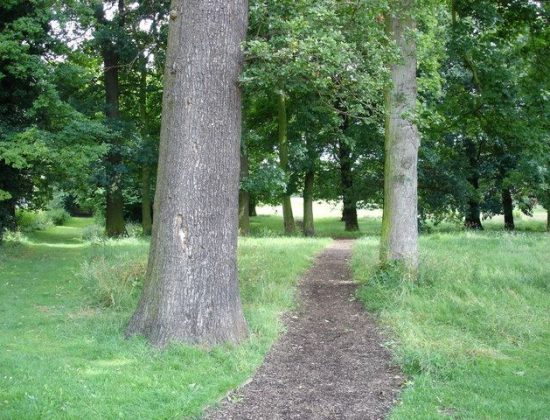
[0, 219, 330, 419]
[352, 233, 550, 419]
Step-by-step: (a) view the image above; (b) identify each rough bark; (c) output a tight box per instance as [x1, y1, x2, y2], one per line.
[380, 1, 420, 272]
[502, 187, 515, 231]
[126, 0, 249, 347]
[339, 140, 359, 232]
[96, 1, 126, 237]
[140, 59, 153, 236]
[141, 166, 152, 235]
[239, 148, 250, 236]
[278, 92, 296, 234]
[303, 170, 315, 237]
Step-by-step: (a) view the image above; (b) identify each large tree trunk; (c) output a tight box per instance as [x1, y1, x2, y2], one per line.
[465, 197, 483, 230]
[126, 0, 249, 347]
[380, 0, 420, 272]
[141, 166, 152, 235]
[278, 92, 296, 234]
[239, 147, 250, 236]
[140, 58, 153, 236]
[338, 140, 359, 232]
[96, 1, 126, 237]
[303, 170, 315, 237]
[502, 187, 515, 231]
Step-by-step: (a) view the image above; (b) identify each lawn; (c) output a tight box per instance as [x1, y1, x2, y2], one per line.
[2, 212, 549, 418]
[249, 204, 548, 238]
[0, 218, 329, 418]
[249, 214, 381, 238]
[353, 231, 550, 419]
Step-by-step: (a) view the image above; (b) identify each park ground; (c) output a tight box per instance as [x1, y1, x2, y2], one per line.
[0, 205, 549, 418]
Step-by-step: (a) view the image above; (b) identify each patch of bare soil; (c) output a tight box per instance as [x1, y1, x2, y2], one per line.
[205, 240, 402, 420]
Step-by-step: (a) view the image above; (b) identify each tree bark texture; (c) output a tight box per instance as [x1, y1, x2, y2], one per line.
[126, 0, 249, 347]
[303, 170, 315, 237]
[239, 148, 250, 236]
[140, 59, 153, 236]
[380, 1, 420, 271]
[339, 140, 359, 232]
[502, 187, 515, 231]
[141, 166, 153, 235]
[96, 1, 126, 237]
[278, 92, 296, 234]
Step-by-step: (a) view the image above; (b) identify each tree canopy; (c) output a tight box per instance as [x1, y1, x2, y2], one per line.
[1, 0, 548, 243]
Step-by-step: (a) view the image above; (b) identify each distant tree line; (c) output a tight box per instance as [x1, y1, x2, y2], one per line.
[1, 1, 547, 244]
[1, 0, 548, 345]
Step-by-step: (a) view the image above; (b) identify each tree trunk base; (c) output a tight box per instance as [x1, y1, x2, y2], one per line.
[343, 207, 359, 232]
[126, 307, 248, 348]
[464, 219, 484, 230]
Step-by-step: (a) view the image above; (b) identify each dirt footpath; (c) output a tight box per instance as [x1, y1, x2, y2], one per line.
[205, 240, 402, 420]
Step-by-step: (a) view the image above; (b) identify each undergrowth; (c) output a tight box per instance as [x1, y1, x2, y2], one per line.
[353, 233, 550, 419]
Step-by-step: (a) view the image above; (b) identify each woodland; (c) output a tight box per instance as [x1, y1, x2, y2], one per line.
[0, 0, 549, 418]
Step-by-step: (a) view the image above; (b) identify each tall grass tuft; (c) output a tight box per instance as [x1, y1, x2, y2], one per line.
[79, 252, 147, 309]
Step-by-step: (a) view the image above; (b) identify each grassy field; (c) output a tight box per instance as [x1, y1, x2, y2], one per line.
[1, 210, 548, 418]
[0, 218, 329, 418]
[353, 231, 550, 419]
[250, 203, 548, 237]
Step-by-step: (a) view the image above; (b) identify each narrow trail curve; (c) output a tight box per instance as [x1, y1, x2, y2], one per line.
[205, 240, 403, 420]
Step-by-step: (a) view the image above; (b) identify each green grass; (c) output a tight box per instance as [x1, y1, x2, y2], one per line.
[2, 213, 548, 418]
[249, 214, 382, 238]
[249, 209, 548, 239]
[0, 218, 329, 418]
[353, 232, 550, 419]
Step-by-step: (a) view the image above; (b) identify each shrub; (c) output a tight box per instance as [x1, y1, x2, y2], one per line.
[16, 210, 52, 232]
[46, 208, 70, 226]
[125, 222, 144, 238]
[79, 253, 147, 309]
[81, 224, 106, 242]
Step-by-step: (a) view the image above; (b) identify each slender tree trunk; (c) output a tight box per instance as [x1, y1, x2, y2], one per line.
[547, 209, 550, 233]
[126, 0, 249, 347]
[303, 170, 315, 236]
[380, 1, 420, 272]
[502, 188, 515, 231]
[239, 147, 250, 236]
[454, 5, 486, 232]
[464, 141, 484, 230]
[339, 140, 359, 232]
[278, 92, 295, 234]
[0, 197, 16, 242]
[139, 58, 153, 236]
[249, 196, 257, 217]
[464, 176, 483, 230]
[96, 1, 126, 237]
